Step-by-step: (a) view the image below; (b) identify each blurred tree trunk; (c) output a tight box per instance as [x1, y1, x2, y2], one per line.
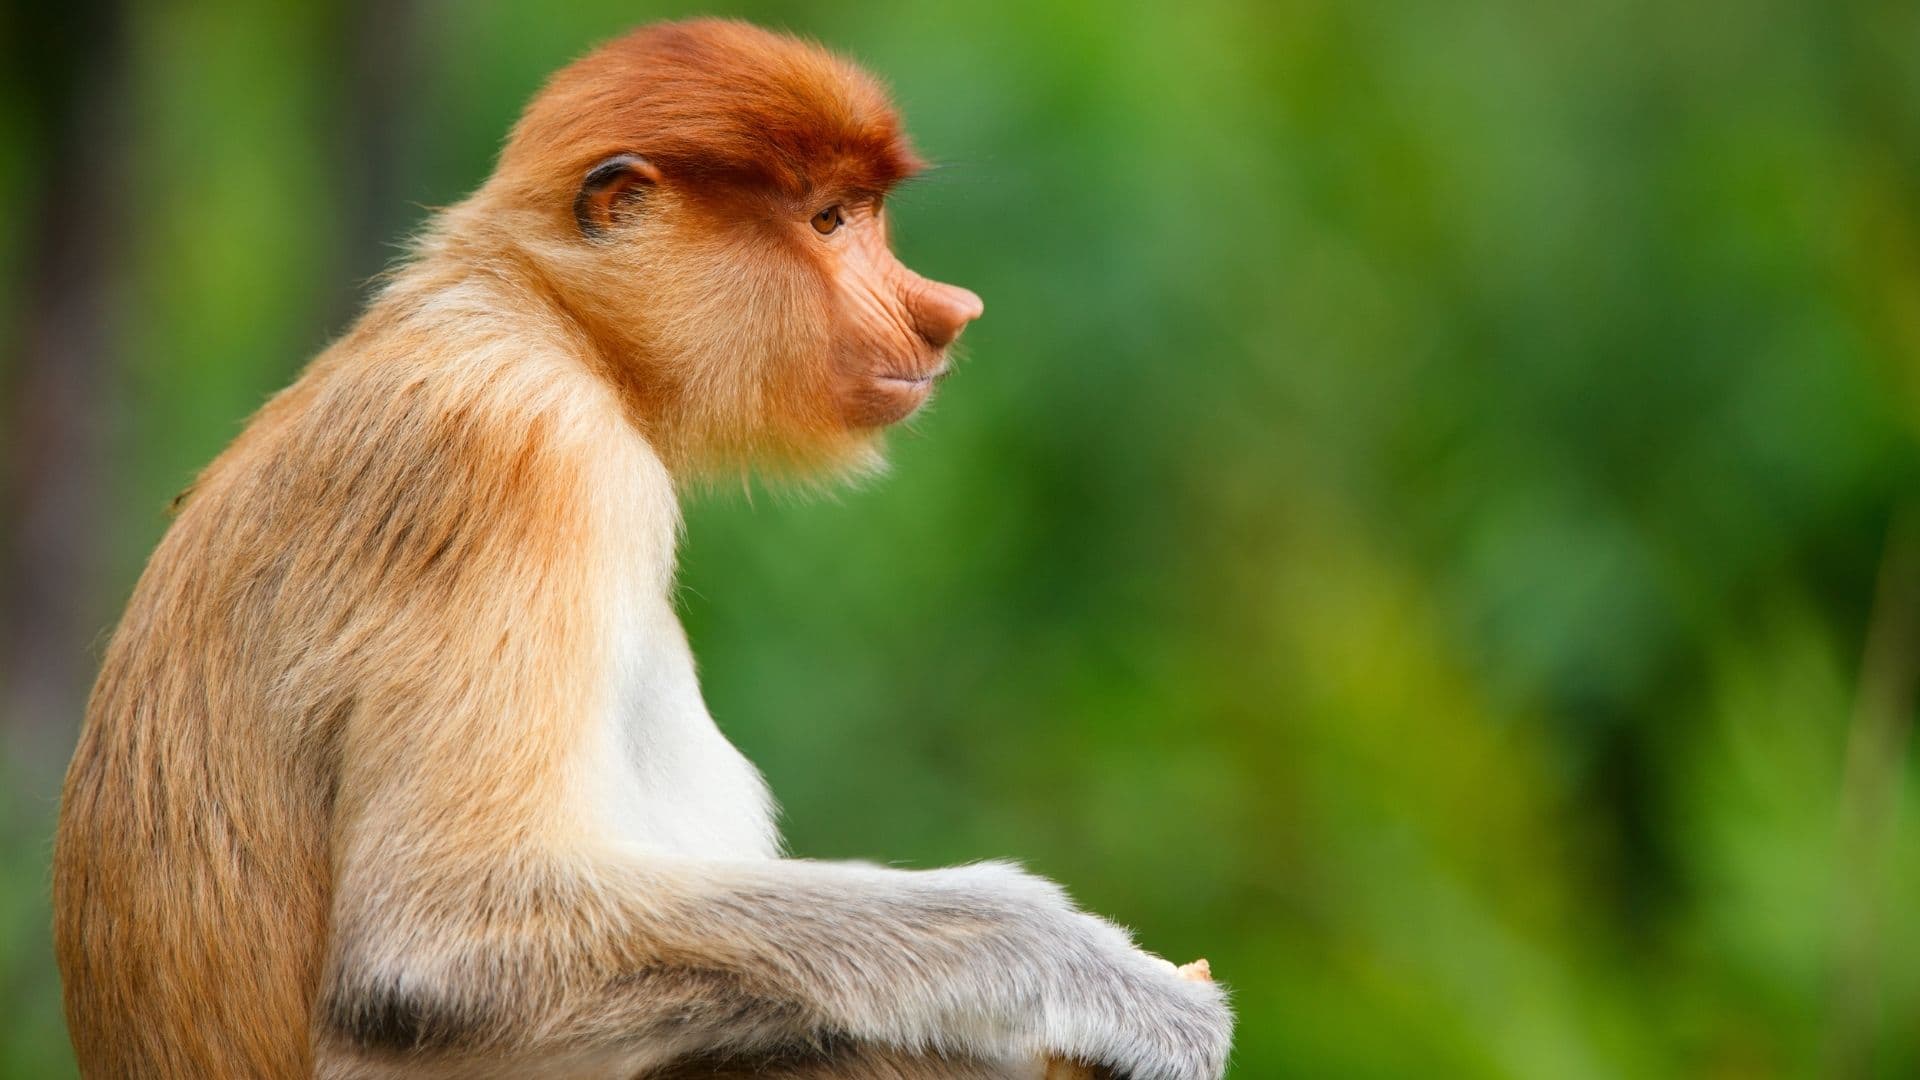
[1817, 5, 1920, 1075]
[0, 3, 132, 800]
[327, 0, 424, 334]
[1832, 510, 1920, 1079]
[1, 0, 421, 798]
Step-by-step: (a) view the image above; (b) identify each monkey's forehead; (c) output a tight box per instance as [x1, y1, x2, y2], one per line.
[502, 19, 924, 202]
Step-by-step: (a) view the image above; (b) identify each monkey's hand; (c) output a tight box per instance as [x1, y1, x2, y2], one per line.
[1034, 919, 1231, 1080]
[1045, 960, 1217, 1080]
[904, 863, 1230, 1080]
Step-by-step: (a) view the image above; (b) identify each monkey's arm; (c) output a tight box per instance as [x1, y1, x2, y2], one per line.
[322, 836, 1227, 1077]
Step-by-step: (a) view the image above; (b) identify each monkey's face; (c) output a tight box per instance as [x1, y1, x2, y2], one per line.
[559, 167, 980, 468]
[805, 199, 982, 431]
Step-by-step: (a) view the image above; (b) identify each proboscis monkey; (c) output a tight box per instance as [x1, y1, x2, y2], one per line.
[53, 19, 1233, 1080]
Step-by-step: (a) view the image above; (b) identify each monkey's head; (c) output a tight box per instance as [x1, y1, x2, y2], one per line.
[489, 19, 982, 474]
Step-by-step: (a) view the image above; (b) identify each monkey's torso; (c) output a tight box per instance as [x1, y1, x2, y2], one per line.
[53, 278, 777, 1078]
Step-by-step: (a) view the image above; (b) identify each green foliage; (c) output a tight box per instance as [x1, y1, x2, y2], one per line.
[4, 1, 1917, 1075]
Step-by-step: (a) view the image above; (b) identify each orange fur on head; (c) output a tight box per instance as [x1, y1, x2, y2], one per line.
[501, 20, 925, 212]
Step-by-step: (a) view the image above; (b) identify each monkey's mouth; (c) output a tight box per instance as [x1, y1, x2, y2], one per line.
[844, 355, 956, 426]
[873, 362, 950, 388]
[842, 362, 949, 429]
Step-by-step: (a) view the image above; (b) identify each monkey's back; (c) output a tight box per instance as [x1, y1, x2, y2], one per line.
[54, 387, 338, 1078]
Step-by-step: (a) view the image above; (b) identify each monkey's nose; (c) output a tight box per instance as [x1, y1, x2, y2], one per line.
[912, 281, 984, 349]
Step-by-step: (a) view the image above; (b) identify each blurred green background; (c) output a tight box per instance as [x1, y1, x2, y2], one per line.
[4, 1, 1919, 1076]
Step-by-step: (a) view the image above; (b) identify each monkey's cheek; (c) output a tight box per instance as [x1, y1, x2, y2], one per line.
[840, 377, 934, 430]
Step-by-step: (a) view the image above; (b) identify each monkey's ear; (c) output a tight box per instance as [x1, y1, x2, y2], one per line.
[573, 153, 660, 239]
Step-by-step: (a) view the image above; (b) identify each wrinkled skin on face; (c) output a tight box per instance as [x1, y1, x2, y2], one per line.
[815, 201, 983, 430]
[533, 184, 982, 473]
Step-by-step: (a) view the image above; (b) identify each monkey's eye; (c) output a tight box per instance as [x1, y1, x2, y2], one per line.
[811, 205, 845, 235]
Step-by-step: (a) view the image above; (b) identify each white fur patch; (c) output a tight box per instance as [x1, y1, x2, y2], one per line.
[570, 432, 779, 861]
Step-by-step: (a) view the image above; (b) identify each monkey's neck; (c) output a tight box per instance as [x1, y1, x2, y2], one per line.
[378, 206, 697, 472]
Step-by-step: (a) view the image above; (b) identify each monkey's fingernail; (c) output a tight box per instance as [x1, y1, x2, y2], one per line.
[1178, 958, 1212, 982]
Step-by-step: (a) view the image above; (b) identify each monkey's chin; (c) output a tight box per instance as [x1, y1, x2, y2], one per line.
[844, 375, 937, 429]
